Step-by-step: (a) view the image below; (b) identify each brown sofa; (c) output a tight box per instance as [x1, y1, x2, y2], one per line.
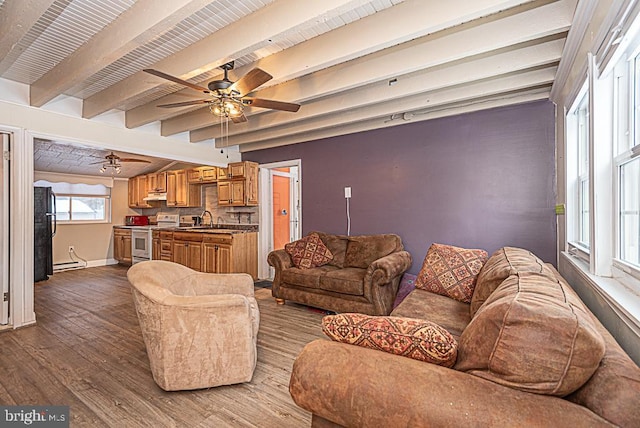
[289, 247, 640, 427]
[268, 231, 412, 316]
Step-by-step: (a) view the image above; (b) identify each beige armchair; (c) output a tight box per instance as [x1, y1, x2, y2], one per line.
[127, 260, 260, 391]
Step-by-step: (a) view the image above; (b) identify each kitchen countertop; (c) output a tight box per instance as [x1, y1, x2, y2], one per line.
[113, 225, 257, 234]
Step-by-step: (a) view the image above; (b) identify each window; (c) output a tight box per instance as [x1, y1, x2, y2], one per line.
[577, 94, 590, 248]
[567, 89, 590, 253]
[614, 49, 640, 269]
[34, 180, 111, 224]
[55, 196, 107, 221]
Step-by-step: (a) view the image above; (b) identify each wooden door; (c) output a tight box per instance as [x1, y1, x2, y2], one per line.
[245, 163, 258, 206]
[155, 172, 167, 192]
[152, 238, 160, 260]
[187, 168, 202, 183]
[122, 234, 132, 264]
[114, 232, 124, 262]
[147, 173, 157, 193]
[166, 172, 177, 206]
[201, 243, 217, 273]
[175, 170, 187, 206]
[230, 181, 245, 205]
[228, 162, 245, 178]
[218, 181, 231, 206]
[128, 178, 137, 207]
[201, 167, 217, 182]
[186, 242, 202, 271]
[216, 244, 232, 273]
[172, 240, 188, 266]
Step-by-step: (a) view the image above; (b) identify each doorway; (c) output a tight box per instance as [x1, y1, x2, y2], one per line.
[258, 160, 301, 279]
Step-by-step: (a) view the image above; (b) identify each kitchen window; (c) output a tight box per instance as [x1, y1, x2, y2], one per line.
[34, 179, 111, 224]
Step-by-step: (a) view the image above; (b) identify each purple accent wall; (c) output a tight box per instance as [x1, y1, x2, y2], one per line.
[244, 100, 557, 273]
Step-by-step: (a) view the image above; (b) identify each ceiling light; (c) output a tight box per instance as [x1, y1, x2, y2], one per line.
[100, 161, 123, 175]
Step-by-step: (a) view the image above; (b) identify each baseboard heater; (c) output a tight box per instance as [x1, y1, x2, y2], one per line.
[53, 261, 84, 272]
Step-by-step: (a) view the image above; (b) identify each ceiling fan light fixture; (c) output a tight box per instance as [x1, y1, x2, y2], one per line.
[210, 98, 243, 118]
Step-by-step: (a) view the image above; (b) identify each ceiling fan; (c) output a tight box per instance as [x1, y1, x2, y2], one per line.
[90, 152, 150, 174]
[143, 61, 300, 123]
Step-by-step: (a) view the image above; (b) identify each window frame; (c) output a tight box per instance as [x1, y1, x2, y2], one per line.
[54, 193, 111, 224]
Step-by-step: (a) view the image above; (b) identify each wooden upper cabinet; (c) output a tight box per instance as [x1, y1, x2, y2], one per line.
[217, 166, 229, 180]
[147, 171, 167, 192]
[188, 166, 217, 184]
[128, 175, 152, 208]
[216, 161, 258, 207]
[167, 170, 201, 207]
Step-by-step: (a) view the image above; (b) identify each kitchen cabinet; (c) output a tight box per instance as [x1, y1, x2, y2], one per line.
[188, 167, 217, 184]
[217, 166, 229, 180]
[113, 228, 132, 265]
[128, 175, 152, 208]
[172, 232, 202, 271]
[167, 170, 201, 207]
[202, 232, 257, 279]
[159, 231, 173, 261]
[147, 172, 167, 193]
[152, 230, 160, 260]
[217, 161, 258, 206]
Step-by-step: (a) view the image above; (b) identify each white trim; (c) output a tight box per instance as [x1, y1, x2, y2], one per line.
[563, 252, 640, 336]
[0, 132, 9, 325]
[5, 126, 36, 328]
[257, 159, 302, 280]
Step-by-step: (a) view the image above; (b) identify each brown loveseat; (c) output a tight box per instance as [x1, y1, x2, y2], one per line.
[289, 247, 640, 427]
[268, 232, 412, 315]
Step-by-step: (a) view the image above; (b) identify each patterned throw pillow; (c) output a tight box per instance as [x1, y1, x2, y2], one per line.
[285, 233, 334, 269]
[322, 313, 458, 367]
[415, 243, 488, 303]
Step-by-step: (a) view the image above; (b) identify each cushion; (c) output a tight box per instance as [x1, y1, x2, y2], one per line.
[313, 231, 349, 268]
[470, 247, 556, 316]
[414, 243, 488, 303]
[456, 272, 605, 396]
[322, 313, 458, 367]
[344, 234, 401, 268]
[285, 233, 334, 269]
[281, 265, 337, 289]
[319, 268, 366, 295]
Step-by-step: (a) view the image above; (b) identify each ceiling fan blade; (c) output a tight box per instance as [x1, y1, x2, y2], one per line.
[144, 69, 210, 93]
[89, 160, 106, 165]
[230, 68, 272, 96]
[157, 99, 211, 108]
[243, 97, 300, 112]
[231, 113, 248, 123]
[119, 158, 151, 163]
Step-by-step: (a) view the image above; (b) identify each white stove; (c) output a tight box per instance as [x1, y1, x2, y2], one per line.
[131, 213, 180, 264]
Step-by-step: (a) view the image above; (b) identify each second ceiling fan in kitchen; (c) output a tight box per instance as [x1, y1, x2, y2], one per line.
[144, 61, 301, 123]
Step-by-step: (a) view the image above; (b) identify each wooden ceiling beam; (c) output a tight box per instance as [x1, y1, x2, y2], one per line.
[214, 66, 557, 146]
[191, 36, 565, 142]
[238, 88, 551, 152]
[180, 0, 572, 140]
[125, 0, 537, 128]
[81, 0, 363, 119]
[29, 0, 214, 108]
[0, 0, 56, 75]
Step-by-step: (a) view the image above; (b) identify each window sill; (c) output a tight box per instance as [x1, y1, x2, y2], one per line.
[562, 252, 640, 336]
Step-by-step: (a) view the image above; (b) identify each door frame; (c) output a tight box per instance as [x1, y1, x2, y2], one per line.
[258, 159, 302, 280]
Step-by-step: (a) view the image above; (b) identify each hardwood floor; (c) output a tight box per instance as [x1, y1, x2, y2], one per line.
[0, 265, 326, 427]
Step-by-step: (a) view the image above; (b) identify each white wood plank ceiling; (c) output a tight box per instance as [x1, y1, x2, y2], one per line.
[1, 0, 578, 160]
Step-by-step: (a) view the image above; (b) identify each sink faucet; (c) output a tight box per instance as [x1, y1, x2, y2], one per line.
[217, 216, 224, 225]
[201, 210, 213, 227]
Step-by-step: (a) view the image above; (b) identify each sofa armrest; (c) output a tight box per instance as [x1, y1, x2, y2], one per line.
[290, 340, 613, 428]
[268, 249, 293, 270]
[367, 250, 412, 285]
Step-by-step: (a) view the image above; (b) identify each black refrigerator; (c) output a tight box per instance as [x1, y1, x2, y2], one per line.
[34, 186, 56, 282]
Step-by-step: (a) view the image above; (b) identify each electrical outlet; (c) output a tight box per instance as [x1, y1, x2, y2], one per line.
[344, 187, 352, 198]
[68, 246, 74, 253]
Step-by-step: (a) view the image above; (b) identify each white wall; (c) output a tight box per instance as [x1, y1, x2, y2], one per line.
[52, 179, 133, 265]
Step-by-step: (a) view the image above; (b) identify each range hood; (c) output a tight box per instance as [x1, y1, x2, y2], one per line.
[143, 192, 167, 201]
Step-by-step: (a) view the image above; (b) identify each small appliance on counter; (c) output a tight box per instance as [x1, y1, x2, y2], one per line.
[125, 215, 149, 226]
